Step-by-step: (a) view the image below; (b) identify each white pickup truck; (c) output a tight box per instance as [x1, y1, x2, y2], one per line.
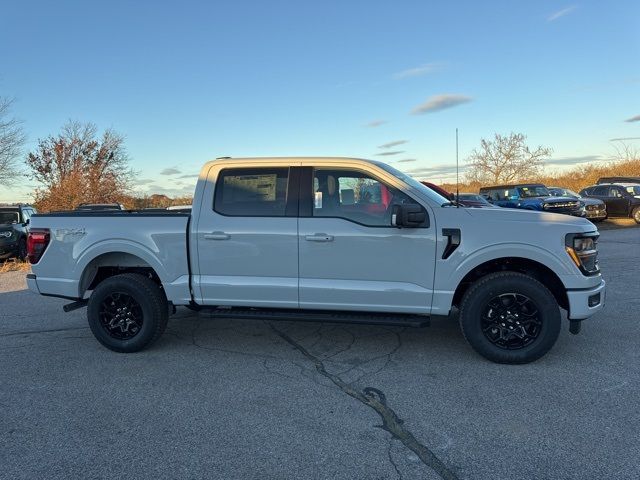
[26, 157, 605, 363]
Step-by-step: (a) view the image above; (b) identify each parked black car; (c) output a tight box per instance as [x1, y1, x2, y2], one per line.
[548, 187, 607, 222]
[479, 183, 585, 216]
[597, 176, 640, 184]
[0, 204, 37, 260]
[580, 183, 640, 224]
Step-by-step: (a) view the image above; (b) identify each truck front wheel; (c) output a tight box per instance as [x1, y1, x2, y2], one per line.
[459, 272, 561, 364]
[87, 273, 168, 353]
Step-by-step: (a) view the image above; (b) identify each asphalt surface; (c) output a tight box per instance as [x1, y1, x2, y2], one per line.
[1, 227, 638, 480]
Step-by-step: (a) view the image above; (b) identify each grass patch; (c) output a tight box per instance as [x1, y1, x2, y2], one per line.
[0, 259, 32, 273]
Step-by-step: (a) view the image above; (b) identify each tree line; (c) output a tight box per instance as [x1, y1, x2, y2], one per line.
[1, 96, 637, 211]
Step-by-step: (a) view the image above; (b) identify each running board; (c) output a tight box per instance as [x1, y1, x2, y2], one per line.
[202, 307, 430, 327]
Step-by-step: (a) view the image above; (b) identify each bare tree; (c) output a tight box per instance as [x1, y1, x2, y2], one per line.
[465, 132, 552, 184]
[0, 97, 26, 186]
[26, 121, 134, 211]
[610, 140, 639, 163]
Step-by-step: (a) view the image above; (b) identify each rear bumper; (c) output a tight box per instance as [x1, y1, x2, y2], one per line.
[26, 273, 79, 299]
[567, 279, 606, 320]
[26, 273, 40, 294]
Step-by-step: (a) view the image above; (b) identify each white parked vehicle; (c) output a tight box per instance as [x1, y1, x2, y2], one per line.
[26, 157, 605, 363]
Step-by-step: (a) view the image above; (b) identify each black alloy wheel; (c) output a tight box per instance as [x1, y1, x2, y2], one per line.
[481, 293, 542, 350]
[17, 239, 27, 261]
[98, 292, 144, 340]
[87, 273, 169, 353]
[459, 271, 561, 364]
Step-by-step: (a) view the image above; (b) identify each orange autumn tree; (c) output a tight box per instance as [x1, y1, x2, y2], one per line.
[26, 121, 134, 212]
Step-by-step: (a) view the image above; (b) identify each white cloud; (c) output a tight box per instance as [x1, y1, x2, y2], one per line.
[546, 155, 602, 166]
[624, 114, 640, 123]
[160, 167, 181, 175]
[411, 94, 473, 115]
[547, 5, 577, 22]
[365, 119, 387, 127]
[134, 178, 155, 185]
[378, 140, 408, 149]
[376, 151, 404, 156]
[393, 63, 443, 80]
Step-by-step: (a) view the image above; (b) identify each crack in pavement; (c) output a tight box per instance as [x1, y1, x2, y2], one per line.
[270, 323, 459, 480]
[387, 440, 405, 480]
[0, 326, 89, 337]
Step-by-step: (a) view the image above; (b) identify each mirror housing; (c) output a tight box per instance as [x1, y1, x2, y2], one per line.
[392, 204, 427, 228]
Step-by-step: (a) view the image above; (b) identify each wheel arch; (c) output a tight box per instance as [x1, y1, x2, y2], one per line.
[78, 251, 164, 297]
[452, 256, 569, 311]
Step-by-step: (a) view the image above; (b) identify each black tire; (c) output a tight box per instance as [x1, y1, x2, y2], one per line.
[632, 206, 640, 224]
[459, 272, 561, 364]
[87, 273, 168, 353]
[17, 238, 27, 261]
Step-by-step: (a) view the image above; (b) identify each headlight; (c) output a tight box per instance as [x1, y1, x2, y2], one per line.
[574, 237, 595, 252]
[565, 233, 599, 275]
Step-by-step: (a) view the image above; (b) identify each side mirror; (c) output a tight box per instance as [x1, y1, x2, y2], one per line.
[25, 218, 30, 225]
[392, 204, 427, 228]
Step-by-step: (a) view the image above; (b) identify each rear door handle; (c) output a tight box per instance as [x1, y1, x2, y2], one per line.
[204, 232, 230, 240]
[305, 234, 334, 242]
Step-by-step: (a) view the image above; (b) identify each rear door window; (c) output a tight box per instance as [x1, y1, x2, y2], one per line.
[609, 186, 624, 198]
[214, 168, 290, 216]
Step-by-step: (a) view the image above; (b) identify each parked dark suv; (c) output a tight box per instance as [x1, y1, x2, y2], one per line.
[479, 183, 585, 216]
[0, 204, 37, 260]
[580, 183, 640, 224]
[548, 187, 607, 222]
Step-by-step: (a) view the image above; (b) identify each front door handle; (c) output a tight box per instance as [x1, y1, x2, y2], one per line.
[305, 234, 334, 242]
[204, 232, 230, 240]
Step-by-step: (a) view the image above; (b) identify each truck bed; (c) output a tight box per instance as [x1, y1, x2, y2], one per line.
[28, 211, 191, 303]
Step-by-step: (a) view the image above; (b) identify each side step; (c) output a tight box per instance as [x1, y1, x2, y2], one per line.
[202, 307, 430, 327]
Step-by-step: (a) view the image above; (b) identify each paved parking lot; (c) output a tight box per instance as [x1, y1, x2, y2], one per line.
[1, 227, 638, 480]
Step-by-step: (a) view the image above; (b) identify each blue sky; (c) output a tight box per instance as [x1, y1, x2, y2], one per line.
[1, 0, 639, 201]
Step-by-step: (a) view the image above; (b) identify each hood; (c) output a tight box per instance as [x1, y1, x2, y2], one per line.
[579, 197, 604, 206]
[465, 205, 593, 230]
[541, 196, 580, 203]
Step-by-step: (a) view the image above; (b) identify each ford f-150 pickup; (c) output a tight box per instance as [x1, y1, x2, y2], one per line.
[26, 157, 606, 363]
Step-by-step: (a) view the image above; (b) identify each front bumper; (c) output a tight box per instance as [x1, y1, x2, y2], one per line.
[566, 279, 606, 320]
[585, 208, 607, 220]
[0, 241, 18, 258]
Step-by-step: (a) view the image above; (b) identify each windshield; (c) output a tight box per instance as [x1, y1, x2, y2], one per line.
[550, 188, 579, 198]
[459, 194, 485, 202]
[626, 185, 640, 196]
[375, 162, 450, 204]
[0, 212, 19, 224]
[518, 186, 550, 198]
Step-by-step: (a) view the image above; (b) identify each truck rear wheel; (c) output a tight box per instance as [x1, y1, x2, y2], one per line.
[87, 273, 168, 353]
[459, 272, 561, 364]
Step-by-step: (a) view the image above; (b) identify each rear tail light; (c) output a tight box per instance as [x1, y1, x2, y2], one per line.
[27, 228, 50, 264]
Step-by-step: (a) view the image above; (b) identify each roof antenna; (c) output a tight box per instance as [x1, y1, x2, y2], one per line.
[455, 128, 460, 208]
